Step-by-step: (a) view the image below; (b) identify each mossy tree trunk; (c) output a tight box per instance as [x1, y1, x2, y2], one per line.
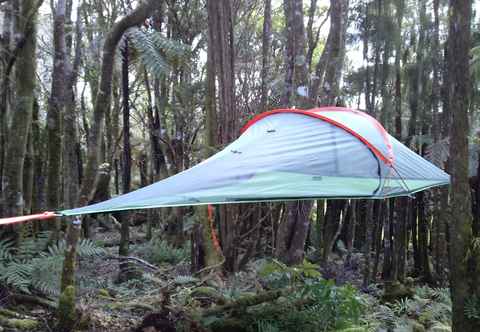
[446, 1, 479, 330]
[0, 0, 14, 197]
[191, 0, 225, 273]
[2, 0, 39, 220]
[63, 2, 82, 213]
[46, 0, 67, 238]
[56, 219, 81, 332]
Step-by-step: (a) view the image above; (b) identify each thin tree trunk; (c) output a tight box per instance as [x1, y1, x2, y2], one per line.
[372, 201, 383, 283]
[393, 0, 404, 138]
[0, 0, 14, 196]
[417, 191, 432, 283]
[345, 200, 356, 264]
[118, 38, 132, 281]
[382, 200, 393, 280]
[322, 0, 349, 106]
[46, 0, 67, 238]
[363, 201, 374, 288]
[260, 0, 271, 113]
[63, 4, 81, 211]
[322, 200, 345, 263]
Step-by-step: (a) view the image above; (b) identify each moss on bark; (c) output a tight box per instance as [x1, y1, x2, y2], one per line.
[56, 285, 76, 332]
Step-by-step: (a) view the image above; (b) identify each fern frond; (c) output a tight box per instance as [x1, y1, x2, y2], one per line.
[0, 260, 34, 294]
[129, 29, 171, 77]
[257, 320, 280, 332]
[128, 28, 189, 78]
[0, 238, 14, 261]
[44, 238, 106, 258]
[77, 238, 106, 257]
[174, 275, 199, 285]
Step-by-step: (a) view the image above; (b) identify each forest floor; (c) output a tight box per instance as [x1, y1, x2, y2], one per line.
[0, 225, 452, 332]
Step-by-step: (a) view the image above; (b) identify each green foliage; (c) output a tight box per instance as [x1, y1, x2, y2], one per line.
[296, 281, 365, 330]
[258, 259, 321, 288]
[465, 296, 480, 321]
[256, 320, 280, 332]
[470, 45, 480, 84]
[249, 281, 365, 332]
[132, 238, 189, 265]
[129, 28, 190, 78]
[0, 232, 105, 296]
[200, 279, 365, 332]
[361, 285, 452, 331]
[174, 275, 200, 285]
[392, 298, 416, 316]
[56, 285, 77, 332]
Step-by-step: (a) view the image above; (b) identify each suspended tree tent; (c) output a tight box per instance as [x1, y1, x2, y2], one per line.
[0, 107, 449, 224]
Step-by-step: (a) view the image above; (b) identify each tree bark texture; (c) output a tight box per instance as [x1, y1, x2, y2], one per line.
[46, 0, 67, 236]
[260, 0, 271, 113]
[2, 0, 39, 218]
[446, 1, 478, 330]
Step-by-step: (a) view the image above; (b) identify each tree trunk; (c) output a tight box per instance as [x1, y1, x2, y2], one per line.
[46, 0, 67, 237]
[118, 38, 133, 281]
[379, 0, 391, 129]
[191, 0, 227, 273]
[281, 0, 308, 108]
[322, 0, 349, 106]
[447, 1, 478, 330]
[345, 200, 356, 264]
[363, 201, 374, 288]
[0, 0, 14, 196]
[63, 4, 81, 211]
[23, 126, 34, 214]
[393, 0, 404, 138]
[275, 0, 312, 266]
[322, 200, 346, 263]
[417, 191, 432, 283]
[260, 0, 271, 113]
[56, 219, 81, 332]
[2, 0, 39, 219]
[276, 201, 314, 265]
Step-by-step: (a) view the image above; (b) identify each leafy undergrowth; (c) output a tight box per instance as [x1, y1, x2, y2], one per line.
[0, 226, 454, 332]
[361, 284, 452, 332]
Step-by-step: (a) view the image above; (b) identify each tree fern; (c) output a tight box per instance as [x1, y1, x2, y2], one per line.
[0, 260, 33, 294]
[256, 320, 280, 332]
[0, 233, 106, 296]
[0, 238, 14, 261]
[128, 28, 190, 78]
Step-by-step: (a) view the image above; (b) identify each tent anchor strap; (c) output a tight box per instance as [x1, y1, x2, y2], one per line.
[0, 211, 59, 226]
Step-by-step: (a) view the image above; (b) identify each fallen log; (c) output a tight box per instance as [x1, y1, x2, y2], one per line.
[0, 309, 39, 331]
[202, 289, 285, 316]
[9, 294, 57, 310]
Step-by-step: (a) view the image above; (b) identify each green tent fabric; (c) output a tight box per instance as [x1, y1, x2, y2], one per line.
[60, 107, 450, 216]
